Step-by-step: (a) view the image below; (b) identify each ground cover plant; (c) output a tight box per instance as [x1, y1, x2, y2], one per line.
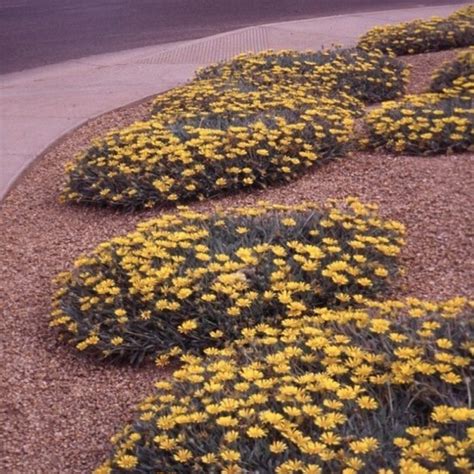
[47, 8, 474, 473]
[193, 47, 408, 104]
[50, 198, 405, 364]
[61, 96, 357, 209]
[61, 47, 408, 209]
[94, 298, 473, 473]
[362, 93, 473, 155]
[357, 5, 474, 55]
[430, 48, 474, 96]
[150, 80, 362, 124]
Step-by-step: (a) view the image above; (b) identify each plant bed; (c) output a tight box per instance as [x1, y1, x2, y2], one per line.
[362, 93, 473, 155]
[1, 11, 474, 474]
[94, 298, 473, 473]
[61, 47, 408, 210]
[430, 48, 474, 96]
[192, 47, 407, 104]
[61, 97, 357, 210]
[51, 198, 404, 364]
[358, 5, 474, 56]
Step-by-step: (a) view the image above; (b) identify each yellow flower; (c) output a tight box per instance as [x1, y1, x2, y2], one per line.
[227, 307, 241, 317]
[357, 396, 379, 410]
[454, 458, 472, 470]
[436, 338, 453, 349]
[224, 430, 240, 443]
[440, 372, 462, 384]
[111, 336, 123, 346]
[431, 405, 452, 423]
[374, 266, 388, 277]
[269, 440, 288, 453]
[94, 465, 112, 474]
[370, 318, 390, 333]
[177, 288, 193, 299]
[173, 449, 193, 463]
[201, 453, 218, 464]
[321, 431, 341, 445]
[246, 425, 267, 439]
[220, 449, 241, 462]
[216, 416, 239, 427]
[222, 465, 242, 474]
[115, 454, 138, 469]
[177, 319, 198, 334]
[349, 437, 379, 454]
[357, 277, 372, 287]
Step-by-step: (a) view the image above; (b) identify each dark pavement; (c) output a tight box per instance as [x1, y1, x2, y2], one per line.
[0, 0, 466, 74]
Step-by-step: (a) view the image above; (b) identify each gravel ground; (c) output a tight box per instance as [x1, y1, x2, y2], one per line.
[1, 50, 473, 473]
[401, 48, 467, 95]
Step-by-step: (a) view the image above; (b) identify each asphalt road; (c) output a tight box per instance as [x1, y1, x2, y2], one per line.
[0, 0, 465, 74]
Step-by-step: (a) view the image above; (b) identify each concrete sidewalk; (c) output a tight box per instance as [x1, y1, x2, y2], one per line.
[0, 4, 464, 200]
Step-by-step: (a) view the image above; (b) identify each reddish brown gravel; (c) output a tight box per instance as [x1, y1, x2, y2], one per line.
[1, 51, 473, 473]
[400, 48, 468, 95]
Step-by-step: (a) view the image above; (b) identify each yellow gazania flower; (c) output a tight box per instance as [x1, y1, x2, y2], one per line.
[356, 396, 379, 410]
[115, 454, 138, 469]
[220, 449, 241, 462]
[246, 425, 267, 439]
[177, 319, 198, 334]
[201, 453, 218, 464]
[269, 440, 288, 453]
[173, 449, 193, 463]
[349, 437, 379, 454]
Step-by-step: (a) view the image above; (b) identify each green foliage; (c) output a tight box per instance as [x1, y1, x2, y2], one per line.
[93, 299, 474, 473]
[358, 6, 474, 56]
[50, 199, 405, 364]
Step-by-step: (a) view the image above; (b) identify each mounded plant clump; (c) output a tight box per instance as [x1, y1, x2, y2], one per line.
[362, 93, 473, 155]
[430, 48, 474, 96]
[61, 47, 408, 209]
[61, 97, 357, 209]
[94, 298, 473, 474]
[151, 81, 362, 125]
[193, 47, 408, 104]
[50, 199, 405, 364]
[357, 6, 474, 56]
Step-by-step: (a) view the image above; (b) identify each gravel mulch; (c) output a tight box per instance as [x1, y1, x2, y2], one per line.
[1, 50, 473, 473]
[399, 47, 468, 95]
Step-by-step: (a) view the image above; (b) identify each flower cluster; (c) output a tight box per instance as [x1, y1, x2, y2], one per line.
[93, 298, 473, 473]
[362, 93, 473, 155]
[357, 6, 474, 55]
[61, 47, 408, 209]
[61, 95, 357, 209]
[54, 10, 474, 472]
[151, 79, 362, 125]
[430, 48, 474, 96]
[194, 47, 408, 104]
[50, 198, 405, 364]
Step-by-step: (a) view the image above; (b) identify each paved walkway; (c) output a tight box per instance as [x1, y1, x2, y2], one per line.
[0, 4, 463, 200]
